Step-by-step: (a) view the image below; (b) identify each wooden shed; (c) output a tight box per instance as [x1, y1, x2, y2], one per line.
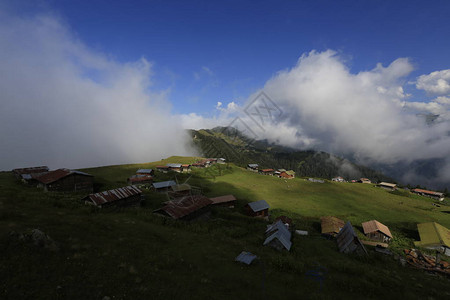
[377, 182, 397, 191]
[127, 175, 153, 186]
[362, 220, 393, 243]
[136, 169, 154, 176]
[336, 221, 368, 255]
[153, 195, 213, 221]
[12, 166, 49, 180]
[35, 169, 93, 192]
[209, 194, 237, 208]
[84, 186, 142, 208]
[411, 189, 445, 201]
[415, 222, 450, 256]
[245, 200, 270, 218]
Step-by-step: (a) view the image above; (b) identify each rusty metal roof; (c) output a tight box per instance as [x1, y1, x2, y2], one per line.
[86, 186, 142, 206]
[128, 175, 153, 182]
[336, 221, 368, 255]
[152, 180, 176, 189]
[13, 166, 49, 175]
[321, 216, 345, 235]
[36, 169, 92, 184]
[154, 195, 212, 219]
[362, 220, 393, 238]
[209, 194, 237, 204]
[260, 169, 274, 172]
[412, 188, 444, 197]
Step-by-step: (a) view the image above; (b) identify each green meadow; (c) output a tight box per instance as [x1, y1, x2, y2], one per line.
[1, 156, 449, 299]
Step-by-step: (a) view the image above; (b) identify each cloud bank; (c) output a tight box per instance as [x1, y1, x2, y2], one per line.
[0, 11, 194, 170]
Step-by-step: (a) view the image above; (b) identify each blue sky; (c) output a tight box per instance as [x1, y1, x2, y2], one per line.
[8, 0, 450, 114]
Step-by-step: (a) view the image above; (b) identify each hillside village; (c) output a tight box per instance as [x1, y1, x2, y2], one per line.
[2, 156, 450, 299]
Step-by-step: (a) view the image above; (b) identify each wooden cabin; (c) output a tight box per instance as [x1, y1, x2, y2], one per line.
[127, 175, 153, 186]
[247, 164, 259, 172]
[209, 194, 237, 208]
[279, 170, 295, 179]
[245, 200, 270, 217]
[415, 222, 450, 256]
[336, 221, 368, 255]
[156, 165, 170, 173]
[411, 188, 445, 201]
[361, 220, 393, 243]
[36, 169, 93, 192]
[264, 220, 292, 251]
[84, 186, 142, 208]
[153, 195, 213, 221]
[152, 180, 177, 193]
[136, 169, 154, 176]
[12, 166, 49, 180]
[359, 178, 371, 184]
[259, 169, 274, 175]
[377, 182, 397, 191]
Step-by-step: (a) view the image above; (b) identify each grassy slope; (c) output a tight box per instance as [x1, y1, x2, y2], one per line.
[1, 156, 449, 299]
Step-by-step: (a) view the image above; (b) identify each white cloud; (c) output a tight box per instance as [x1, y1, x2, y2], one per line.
[416, 69, 450, 95]
[0, 11, 195, 170]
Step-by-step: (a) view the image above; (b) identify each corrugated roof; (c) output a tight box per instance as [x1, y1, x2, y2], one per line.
[321, 216, 345, 235]
[412, 189, 444, 197]
[263, 230, 292, 251]
[154, 195, 212, 219]
[362, 220, 392, 238]
[36, 169, 92, 184]
[336, 221, 367, 255]
[152, 180, 176, 189]
[136, 169, 153, 174]
[247, 200, 270, 212]
[415, 222, 450, 249]
[129, 175, 153, 182]
[247, 164, 259, 168]
[266, 220, 291, 236]
[260, 169, 274, 172]
[235, 251, 257, 265]
[86, 186, 142, 206]
[378, 182, 397, 188]
[12, 166, 49, 175]
[166, 163, 182, 168]
[209, 194, 236, 204]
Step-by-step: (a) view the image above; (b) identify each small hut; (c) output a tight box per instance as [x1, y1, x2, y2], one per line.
[153, 195, 213, 221]
[362, 220, 393, 243]
[415, 222, 450, 256]
[84, 186, 142, 208]
[245, 200, 270, 218]
[209, 195, 237, 208]
[321, 216, 345, 237]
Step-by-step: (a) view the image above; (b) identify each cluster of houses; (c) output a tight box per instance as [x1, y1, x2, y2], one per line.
[247, 164, 296, 179]
[152, 158, 226, 174]
[11, 162, 450, 261]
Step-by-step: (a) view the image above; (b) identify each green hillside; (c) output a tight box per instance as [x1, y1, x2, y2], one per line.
[1, 157, 450, 299]
[190, 127, 394, 183]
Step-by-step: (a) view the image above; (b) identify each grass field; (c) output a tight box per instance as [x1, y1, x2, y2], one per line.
[1, 156, 449, 299]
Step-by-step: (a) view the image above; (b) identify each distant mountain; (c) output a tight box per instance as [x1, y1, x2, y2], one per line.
[189, 127, 394, 183]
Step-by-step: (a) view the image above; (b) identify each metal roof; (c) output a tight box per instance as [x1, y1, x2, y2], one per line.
[129, 175, 153, 182]
[152, 180, 177, 189]
[209, 194, 237, 204]
[321, 216, 345, 235]
[415, 222, 450, 249]
[36, 169, 92, 184]
[336, 221, 367, 255]
[362, 220, 393, 238]
[247, 200, 270, 212]
[265, 220, 291, 236]
[247, 164, 259, 168]
[166, 163, 182, 168]
[378, 182, 397, 188]
[136, 169, 153, 174]
[263, 230, 292, 251]
[260, 169, 274, 172]
[412, 188, 444, 197]
[12, 166, 49, 175]
[235, 251, 257, 265]
[154, 195, 212, 219]
[86, 186, 142, 206]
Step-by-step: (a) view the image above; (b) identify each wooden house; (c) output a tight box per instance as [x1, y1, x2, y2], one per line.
[321, 216, 345, 237]
[359, 178, 371, 184]
[156, 165, 169, 173]
[259, 168, 274, 175]
[181, 164, 191, 173]
[152, 180, 176, 193]
[166, 163, 182, 173]
[332, 176, 345, 182]
[247, 164, 259, 172]
[136, 169, 154, 176]
[209, 194, 237, 208]
[361, 220, 393, 243]
[377, 182, 397, 191]
[153, 195, 213, 221]
[411, 188, 445, 201]
[168, 183, 192, 198]
[127, 175, 153, 186]
[279, 170, 295, 179]
[415, 222, 450, 256]
[12, 166, 49, 180]
[336, 221, 368, 255]
[35, 169, 93, 192]
[274, 215, 293, 229]
[245, 200, 270, 217]
[84, 186, 142, 208]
